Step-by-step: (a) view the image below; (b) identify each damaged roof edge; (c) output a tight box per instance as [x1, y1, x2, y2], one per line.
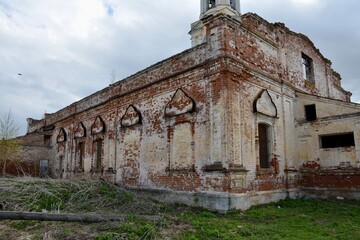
[29, 43, 208, 129]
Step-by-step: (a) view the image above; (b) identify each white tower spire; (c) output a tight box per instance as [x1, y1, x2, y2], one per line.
[200, 0, 241, 19]
[190, 0, 241, 47]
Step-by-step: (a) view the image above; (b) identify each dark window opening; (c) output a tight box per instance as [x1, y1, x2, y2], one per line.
[77, 142, 85, 170]
[305, 104, 317, 121]
[259, 123, 271, 168]
[302, 53, 314, 83]
[320, 133, 355, 148]
[44, 135, 51, 146]
[208, 0, 216, 9]
[94, 140, 103, 170]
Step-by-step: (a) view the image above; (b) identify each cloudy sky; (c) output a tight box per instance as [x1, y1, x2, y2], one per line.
[1, 0, 359, 135]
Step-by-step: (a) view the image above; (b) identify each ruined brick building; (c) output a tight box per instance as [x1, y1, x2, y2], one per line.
[21, 0, 360, 210]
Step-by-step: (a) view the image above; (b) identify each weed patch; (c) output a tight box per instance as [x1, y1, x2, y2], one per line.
[9, 220, 41, 230]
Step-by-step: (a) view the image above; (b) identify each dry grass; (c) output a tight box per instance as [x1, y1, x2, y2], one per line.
[0, 177, 162, 215]
[0, 177, 168, 239]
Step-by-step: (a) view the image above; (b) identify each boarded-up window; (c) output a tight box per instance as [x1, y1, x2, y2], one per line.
[320, 133, 355, 148]
[171, 123, 193, 170]
[259, 124, 271, 168]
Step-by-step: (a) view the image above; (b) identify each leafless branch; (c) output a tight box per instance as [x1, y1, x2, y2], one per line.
[0, 109, 19, 139]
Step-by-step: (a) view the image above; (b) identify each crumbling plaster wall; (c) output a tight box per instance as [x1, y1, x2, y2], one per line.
[209, 13, 304, 192]
[295, 93, 360, 120]
[231, 72, 297, 192]
[239, 13, 350, 102]
[203, 12, 357, 193]
[23, 11, 360, 210]
[296, 93, 360, 168]
[44, 43, 220, 193]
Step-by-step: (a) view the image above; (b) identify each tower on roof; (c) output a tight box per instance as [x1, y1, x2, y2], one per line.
[200, 0, 241, 18]
[190, 0, 241, 47]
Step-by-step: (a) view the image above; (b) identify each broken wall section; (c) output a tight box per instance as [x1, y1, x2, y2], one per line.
[296, 93, 360, 195]
[3, 132, 53, 177]
[237, 13, 351, 102]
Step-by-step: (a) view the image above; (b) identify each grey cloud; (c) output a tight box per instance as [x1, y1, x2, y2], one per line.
[1, 0, 359, 135]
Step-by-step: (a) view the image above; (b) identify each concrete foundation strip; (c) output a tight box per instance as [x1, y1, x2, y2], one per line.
[0, 211, 160, 222]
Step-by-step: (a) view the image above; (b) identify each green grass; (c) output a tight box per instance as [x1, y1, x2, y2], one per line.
[179, 198, 360, 240]
[0, 178, 359, 239]
[95, 216, 156, 240]
[9, 220, 42, 231]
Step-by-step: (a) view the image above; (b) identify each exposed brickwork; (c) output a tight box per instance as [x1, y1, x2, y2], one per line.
[17, 4, 360, 210]
[301, 166, 360, 189]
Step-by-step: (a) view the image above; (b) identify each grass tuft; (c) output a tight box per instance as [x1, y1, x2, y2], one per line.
[0, 178, 135, 214]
